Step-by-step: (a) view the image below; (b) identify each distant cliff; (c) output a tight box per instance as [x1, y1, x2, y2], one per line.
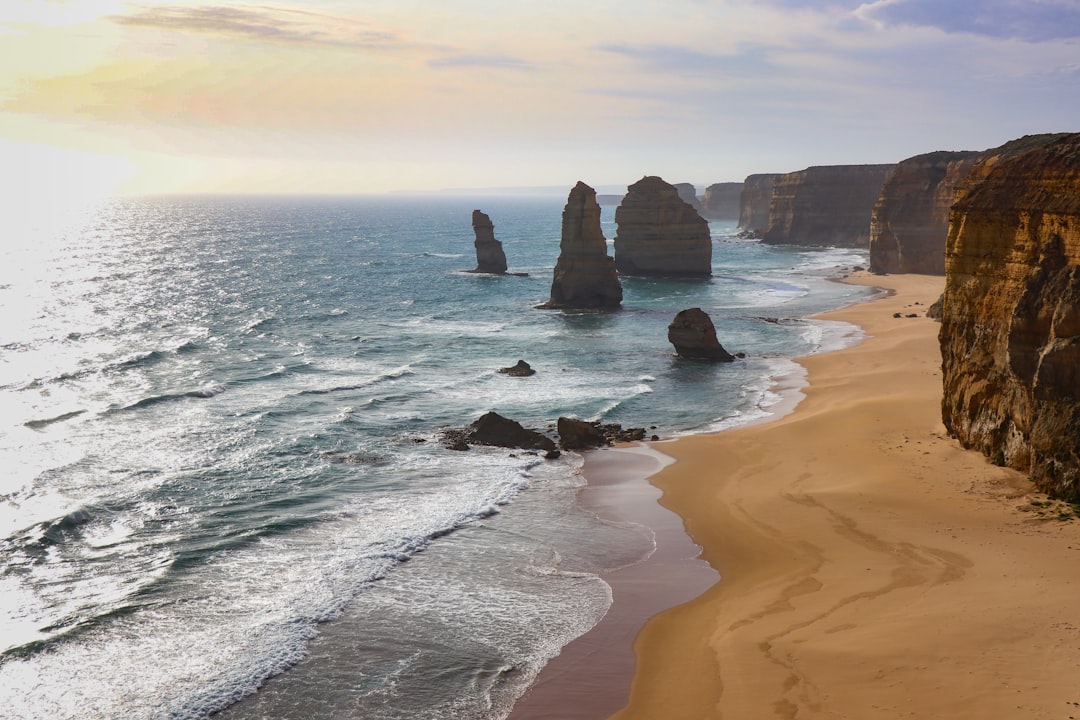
[701, 182, 743, 220]
[673, 183, 703, 213]
[738, 174, 780, 233]
[762, 165, 895, 247]
[868, 151, 983, 275]
[614, 176, 711, 277]
[939, 133, 1080, 499]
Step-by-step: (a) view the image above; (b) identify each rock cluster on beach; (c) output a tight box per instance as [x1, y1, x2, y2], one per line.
[939, 132, 1080, 499]
[556, 417, 647, 449]
[468, 210, 508, 274]
[442, 412, 559, 457]
[761, 164, 895, 247]
[667, 307, 735, 361]
[540, 182, 623, 309]
[613, 176, 712, 277]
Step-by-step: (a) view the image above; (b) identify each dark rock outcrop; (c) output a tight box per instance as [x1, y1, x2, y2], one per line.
[498, 360, 535, 377]
[738, 174, 781, 234]
[540, 182, 623, 309]
[939, 133, 1080, 499]
[762, 165, 895, 247]
[469, 210, 508, 274]
[869, 152, 983, 275]
[442, 412, 557, 455]
[701, 182, 743, 220]
[613, 176, 712, 277]
[673, 183, 703, 212]
[667, 308, 735, 361]
[557, 417, 647, 450]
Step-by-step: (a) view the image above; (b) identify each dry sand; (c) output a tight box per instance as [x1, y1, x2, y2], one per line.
[606, 272, 1080, 720]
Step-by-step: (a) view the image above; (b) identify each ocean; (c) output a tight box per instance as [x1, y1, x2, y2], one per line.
[0, 193, 874, 719]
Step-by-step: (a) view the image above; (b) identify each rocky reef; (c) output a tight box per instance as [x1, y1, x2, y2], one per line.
[540, 182, 622, 309]
[613, 176, 712, 277]
[939, 133, 1080, 498]
[762, 165, 895, 247]
[469, 210, 508, 274]
[738, 174, 781, 234]
[701, 182, 743, 220]
[869, 152, 983, 275]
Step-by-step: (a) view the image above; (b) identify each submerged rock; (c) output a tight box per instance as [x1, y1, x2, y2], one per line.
[540, 182, 623, 309]
[668, 308, 735, 361]
[498, 360, 536, 377]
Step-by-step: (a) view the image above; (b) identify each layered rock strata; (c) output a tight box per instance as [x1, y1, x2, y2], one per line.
[673, 183, 703, 212]
[701, 182, 743, 220]
[541, 182, 622, 309]
[762, 164, 895, 247]
[738, 174, 781, 234]
[667, 308, 734, 360]
[939, 133, 1080, 498]
[613, 176, 712, 277]
[869, 151, 983, 274]
[469, 210, 508, 274]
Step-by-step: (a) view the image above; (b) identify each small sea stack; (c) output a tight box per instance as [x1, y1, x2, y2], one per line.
[539, 181, 622, 309]
[469, 210, 508, 274]
[668, 308, 735, 361]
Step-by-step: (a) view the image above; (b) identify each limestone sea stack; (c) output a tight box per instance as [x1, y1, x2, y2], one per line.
[540, 182, 622, 309]
[939, 132, 1080, 499]
[469, 210, 508, 274]
[738, 174, 781, 235]
[701, 182, 743, 221]
[762, 164, 895, 247]
[673, 183, 703, 212]
[667, 308, 734, 360]
[614, 176, 712, 277]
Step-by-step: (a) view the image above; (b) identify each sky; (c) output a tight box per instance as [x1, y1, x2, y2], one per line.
[1, 0, 1078, 197]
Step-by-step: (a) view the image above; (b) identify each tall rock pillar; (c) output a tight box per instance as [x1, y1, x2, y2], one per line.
[541, 182, 623, 309]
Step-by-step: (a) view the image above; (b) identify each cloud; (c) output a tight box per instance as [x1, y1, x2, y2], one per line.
[427, 54, 537, 71]
[111, 4, 403, 48]
[857, 0, 1080, 41]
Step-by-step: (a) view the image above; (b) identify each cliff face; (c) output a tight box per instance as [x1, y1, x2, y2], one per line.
[868, 151, 982, 275]
[940, 133, 1080, 498]
[470, 210, 508, 274]
[673, 183, 703, 212]
[542, 181, 622, 309]
[738, 174, 779, 233]
[762, 164, 895, 247]
[701, 182, 743, 220]
[613, 176, 712, 277]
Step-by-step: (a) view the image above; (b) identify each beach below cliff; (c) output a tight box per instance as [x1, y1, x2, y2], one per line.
[541, 271, 1080, 720]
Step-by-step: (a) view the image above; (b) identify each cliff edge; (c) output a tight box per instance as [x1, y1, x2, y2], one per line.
[940, 133, 1080, 498]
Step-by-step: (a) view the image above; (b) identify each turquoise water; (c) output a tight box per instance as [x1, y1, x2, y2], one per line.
[0, 194, 873, 719]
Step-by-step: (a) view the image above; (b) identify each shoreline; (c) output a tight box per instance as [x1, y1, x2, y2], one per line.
[507, 444, 718, 720]
[605, 272, 1080, 719]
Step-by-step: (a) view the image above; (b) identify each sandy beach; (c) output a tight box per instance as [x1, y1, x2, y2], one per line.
[603, 272, 1080, 719]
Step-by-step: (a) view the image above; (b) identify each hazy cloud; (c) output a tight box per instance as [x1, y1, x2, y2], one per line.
[112, 4, 402, 48]
[858, 0, 1080, 41]
[427, 54, 537, 71]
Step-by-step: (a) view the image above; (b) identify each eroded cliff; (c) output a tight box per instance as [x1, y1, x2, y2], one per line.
[738, 174, 779, 234]
[702, 182, 743, 220]
[940, 133, 1080, 498]
[762, 165, 895, 247]
[614, 176, 711, 277]
[869, 151, 982, 275]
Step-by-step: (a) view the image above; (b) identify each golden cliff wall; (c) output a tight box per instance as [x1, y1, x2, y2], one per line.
[869, 151, 982, 275]
[737, 173, 780, 233]
[940, 133, 1080, 498]
[762, 164, 895, 247]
